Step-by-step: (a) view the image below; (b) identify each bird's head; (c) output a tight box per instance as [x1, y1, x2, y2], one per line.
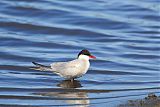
[77, 49, 96, 60]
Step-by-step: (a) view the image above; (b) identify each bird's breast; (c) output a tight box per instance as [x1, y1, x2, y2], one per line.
[78, 60, 90, 75]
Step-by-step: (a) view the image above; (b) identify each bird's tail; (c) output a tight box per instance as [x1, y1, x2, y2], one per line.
[31, 62, 52, 71]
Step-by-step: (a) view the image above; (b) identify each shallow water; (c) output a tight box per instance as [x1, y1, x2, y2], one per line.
[0, 0, 160, 107]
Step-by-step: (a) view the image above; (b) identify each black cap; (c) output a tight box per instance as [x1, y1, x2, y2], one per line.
[77, 49, 91, 58]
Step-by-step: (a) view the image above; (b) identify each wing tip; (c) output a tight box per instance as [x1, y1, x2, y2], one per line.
[32, 62, 41, 66]
[32, 61, 36, 65]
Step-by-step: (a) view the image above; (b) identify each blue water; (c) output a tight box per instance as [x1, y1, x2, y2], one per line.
[0, 0, 160, 107]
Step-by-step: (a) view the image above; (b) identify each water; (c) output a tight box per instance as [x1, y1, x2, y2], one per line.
[0, 0, 160, 106]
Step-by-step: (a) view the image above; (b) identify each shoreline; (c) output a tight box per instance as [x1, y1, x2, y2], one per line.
[118, 93, 160, 107]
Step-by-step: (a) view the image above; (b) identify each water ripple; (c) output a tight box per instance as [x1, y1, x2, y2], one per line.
[0, 0, 160, 106]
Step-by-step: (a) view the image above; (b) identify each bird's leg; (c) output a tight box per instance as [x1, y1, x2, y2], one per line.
[71, 78, 74, 82]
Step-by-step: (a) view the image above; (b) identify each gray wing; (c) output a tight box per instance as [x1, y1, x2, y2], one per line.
[50, 59, 81, 71]
[50, 59, 82, 78]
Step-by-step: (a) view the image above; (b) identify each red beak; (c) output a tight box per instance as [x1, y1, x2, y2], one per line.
[89, 55, 96, 59]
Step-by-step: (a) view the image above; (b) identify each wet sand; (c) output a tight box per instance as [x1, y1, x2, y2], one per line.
[118, 93, 160, 107]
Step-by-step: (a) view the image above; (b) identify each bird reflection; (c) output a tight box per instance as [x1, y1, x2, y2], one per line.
[57, 80, 82, 88]
[36, 80, 90, 107]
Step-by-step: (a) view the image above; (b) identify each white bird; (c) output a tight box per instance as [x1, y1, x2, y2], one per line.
[32, 49, 96, 81]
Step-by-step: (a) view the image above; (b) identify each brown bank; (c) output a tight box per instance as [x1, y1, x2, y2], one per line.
[118, 93, 160, 107]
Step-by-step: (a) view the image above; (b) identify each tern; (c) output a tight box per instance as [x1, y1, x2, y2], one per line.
[32, 49, 96, 81]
